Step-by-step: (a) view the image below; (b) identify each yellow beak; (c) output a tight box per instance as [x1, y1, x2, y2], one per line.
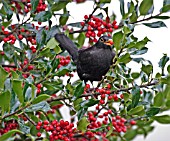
[104, 39, 113, 46]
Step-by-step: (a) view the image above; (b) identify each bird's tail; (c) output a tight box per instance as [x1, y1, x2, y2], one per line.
[55, 33, 78, 63]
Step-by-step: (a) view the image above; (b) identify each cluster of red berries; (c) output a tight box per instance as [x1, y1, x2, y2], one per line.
[1, 26, 23, 44]
[111, 115, 127, 133]
[36, 83, 42, 95]
[84, 84, 119, 104]
[11, 0, 46, 14]
[36, 120, 76, 141]
[81, 15, 118, 43]
[81, 111, 127, 140]
[56, 55, 71, 69]
[0, 120, 18, 136]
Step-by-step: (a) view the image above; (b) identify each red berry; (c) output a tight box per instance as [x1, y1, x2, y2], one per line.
[101, 94, 105, 99]
[112, 20, 117, 25]
[140, 90, 143, 94]
[108, 95, 112, 100]
[20, 28, 25, 32]
[130, 120, 136, 125]
[120, 94, 124, 99]
[116, 115, 121, 119]
[18, 34, 23, 40]
[32, 48, 36, 53]
[10, 40, 15, 44]
[99, 99, 105, 104]
[113, 94, 118, 101]
[24, 60, 28, 65]
[85, 84, 90, 89]
[38, 22, 42, 25]
[37, 84, 42, 89]
[28, 65, 34, 70]
[37, 132, 41, 137]
[36, 125, 41, 130]
[113, 24, 119, 29]
[43, 120, 49, 125]
[3, 38, 9, 42]
[106, 90, 111, 94]
[80, 22, 85, 26]
[0, 51, 5, 55]
[37, 89, 41, 94]
[107, 84, 111, 89]
[37, 121, 42, 126]
[1, 26, 5, 30]
[3, 31, 9, 35]
[84, 15, 88, 19]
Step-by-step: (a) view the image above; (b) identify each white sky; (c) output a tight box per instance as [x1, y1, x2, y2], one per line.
[65, 1, 170, 141]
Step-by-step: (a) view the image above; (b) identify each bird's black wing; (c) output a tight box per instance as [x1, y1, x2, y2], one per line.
[55, 33, 78, 63]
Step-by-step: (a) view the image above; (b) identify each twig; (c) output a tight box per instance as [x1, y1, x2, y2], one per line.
[130, 13, 162, 25]
[47, 81, 159, 103]
[1, 64, 17, 68]
[2, 103, 31, 119]
[23, 113, 37, 126]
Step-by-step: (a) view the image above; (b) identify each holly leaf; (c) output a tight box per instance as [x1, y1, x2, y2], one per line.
[31, 0, 39, 13]
[77, 117, 90, 133]
[131, 86, 140, 108]
[12, 80, 24, 103]
[153, 115, 170, 124]
[139, 0, 153, 15]
[143, 21, 167, 28]
[0, 66, 9, 90]
[124, 129, 137, 140]
[0, 91, 11, 115]
[119, 53, 132, 64]
[154, 92, 164, 107]
[25, 101, 51, 112]
[0, 130, 23, 141]
[128, 105, 144, 115]
[32, 94, 51, 104]
[146, 107, 160, 117]
[119, 0, 125, 16]
[34, 11, 52, 22]
[72, 82, 85, 100]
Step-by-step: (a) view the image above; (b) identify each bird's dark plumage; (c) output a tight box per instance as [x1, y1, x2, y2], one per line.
[55, 33, 115, 83]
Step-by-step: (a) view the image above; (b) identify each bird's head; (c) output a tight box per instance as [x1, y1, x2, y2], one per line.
[97, 35, 113, 47]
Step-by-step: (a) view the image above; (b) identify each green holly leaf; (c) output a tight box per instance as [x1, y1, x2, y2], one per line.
[119, 53, 132, 64]
[153, 115, 170, 124]
[139, 0, 153, 15]
[131, 86, 140, 108]
[77, 117, 90, 133]
[143, 21, 167, 28]
[72, 82, 85, 100]
[0, 66, 9, 90]
[32, 94, 51, 104]
[12, 80, 24, 103]
[34, 11, 52, 22]
[0, 91, 11, 115]
[154, 92, 164, 107]
[146, 107, 160, 117]
[0, 130, 23, 141]
[31, 0, 39, 13]
[128, 105, 144, 115]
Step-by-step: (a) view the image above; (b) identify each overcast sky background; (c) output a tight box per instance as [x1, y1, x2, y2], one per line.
[60, 1, 170, 141]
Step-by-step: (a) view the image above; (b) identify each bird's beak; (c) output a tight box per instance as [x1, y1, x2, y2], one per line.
[104, 39, 114, 46]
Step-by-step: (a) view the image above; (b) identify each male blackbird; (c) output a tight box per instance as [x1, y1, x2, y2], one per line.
[55, 33, 115, 83]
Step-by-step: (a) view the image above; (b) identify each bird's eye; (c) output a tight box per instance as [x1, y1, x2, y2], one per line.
[100, 38, 104, 42]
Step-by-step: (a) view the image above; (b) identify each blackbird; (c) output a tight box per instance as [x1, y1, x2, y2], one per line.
[55, 33, 116, 83]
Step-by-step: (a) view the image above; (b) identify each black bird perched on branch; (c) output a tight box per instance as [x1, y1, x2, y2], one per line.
[55, 33, 116, 83]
